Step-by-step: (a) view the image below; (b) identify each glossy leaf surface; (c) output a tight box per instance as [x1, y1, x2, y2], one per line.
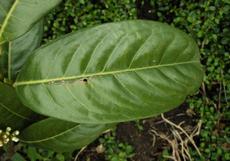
[0, 20, 43, 81]
[0, 82, 38, 129]
[20, 118, 113, 152]
[0, 0, 61, 44]
[15, 20, 204, 124]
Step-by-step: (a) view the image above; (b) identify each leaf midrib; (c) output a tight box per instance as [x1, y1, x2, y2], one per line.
[0, 0, 20, 44]
[14, 60, 200, 87]
[21, 124, 80, 143]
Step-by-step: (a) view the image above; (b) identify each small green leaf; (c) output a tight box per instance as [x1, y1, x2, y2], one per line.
[27, 147, 43, 161]
[12, 153, 26, 161]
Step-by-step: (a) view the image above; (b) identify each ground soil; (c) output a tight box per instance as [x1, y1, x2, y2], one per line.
[78, 104, 199, 161]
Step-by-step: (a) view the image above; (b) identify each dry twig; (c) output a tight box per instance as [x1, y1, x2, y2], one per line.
[150, 114, 202, 161]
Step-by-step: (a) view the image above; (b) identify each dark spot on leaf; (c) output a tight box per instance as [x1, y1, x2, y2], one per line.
[83, 78, 88, 83]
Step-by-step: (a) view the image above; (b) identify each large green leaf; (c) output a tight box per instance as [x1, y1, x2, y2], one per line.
[20, 118, 113, 152]
[15, 20, 204, 124]
[0, 82, 38, 129]
[0, 20, 43, 81]
[0, 0, 61, 44]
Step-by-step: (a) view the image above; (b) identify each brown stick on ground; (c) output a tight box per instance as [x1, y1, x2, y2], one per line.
[150, 114, 202, 161]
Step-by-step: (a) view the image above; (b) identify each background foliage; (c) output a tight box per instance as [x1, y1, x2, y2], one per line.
[43, 0, 137, 41]
[2, 0, 229, 160]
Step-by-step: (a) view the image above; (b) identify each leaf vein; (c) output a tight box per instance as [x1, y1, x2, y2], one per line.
[21, 124, 79, 143]
[128, 30, 153, 68]
[0, 102, 30, 120]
